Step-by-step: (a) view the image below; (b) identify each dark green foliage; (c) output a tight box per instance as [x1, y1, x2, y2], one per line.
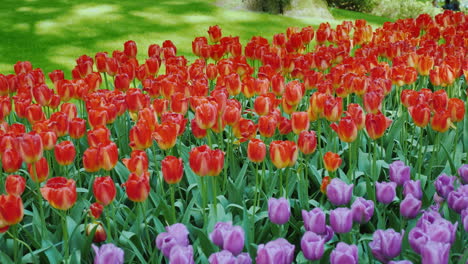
[325, 0, 375, 12]
[244, 0, 292, 14]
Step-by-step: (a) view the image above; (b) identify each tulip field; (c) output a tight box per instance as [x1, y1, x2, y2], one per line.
[1, 8, 468, 264]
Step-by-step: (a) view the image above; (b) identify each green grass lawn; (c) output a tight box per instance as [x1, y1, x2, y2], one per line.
[0, 0, 389, 77]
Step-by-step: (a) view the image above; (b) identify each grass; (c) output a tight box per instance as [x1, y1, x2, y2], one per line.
[0, 0, 390, 76]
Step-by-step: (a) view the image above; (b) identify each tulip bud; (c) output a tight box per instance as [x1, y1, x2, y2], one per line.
[323, 151, 342, 172]
[268, 197, 290, 225]
[40, 177, 77, 210]
[5, 175, 26, 196]
[89, 202, 104, 219]
[161, 156, 184, 184]
[376, 182, 396, 204]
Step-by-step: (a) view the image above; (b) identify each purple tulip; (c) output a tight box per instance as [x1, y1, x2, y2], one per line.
[330, 208, 353, 234]
[330, 242, 358, 264]
[326, 178, 354, 206]
[400, 194, 422, 219]
[302, 208, 326, 234]
[376, 181, 397, 204]
[458, 164, 468, 183]
[447, 185, 468, 213]
[210, 222, 245, 255]
[301, 231, 325, 261]
[427, 220, 458, 245]
[389, 261, 413, 264]
[408, 227, 429, 254]
[268, 197, 290, 225]
[434, 174, 457, 199]
[403, 180, 422, 200]
[236, 253, 253, 264]
[369, 229, 404, 263]
[321, 225, 335, 242]
[156, 223, 190, 257]
[416, 209, 442, 228]
[209, 250, 237, 264]
[389, 160, 411, 186]
[170, 245, 194, 264]
[351, 197, 374, 224]
[256, 238, 295, 264]
[421, 241, 451, 264]
[462, 209, 468, 232]
[92, 243, 124, 264]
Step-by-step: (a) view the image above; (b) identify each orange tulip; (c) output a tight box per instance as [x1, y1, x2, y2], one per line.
[189, 145, 225, 177]
[258, 115, 277, 138]
[89, 202, 104, 219]
[365, 112, 392, 140]
[54, 140, 76, 166]
[431, 90, 448, 112]
[190, 118, 207, 139]
[269, 140, 298, 169]
[278, 117, 292, 135]
[99, 142, 118, 171]
[0, 194, 24, 230]
[2, 148, 22, 173]
[18, 132, 43, 164]
[208, 25, 222, 43]
[323, 152, 342, 172]
[416, 55, 434, 76]
[291, 111, 310, 134]
[161, 112, 187, 136]
[68, 118, 86, 139]
[447, 98, 465, 122]
[41, 177, 77, 210]
[83, 147, 101, 173]
[161, 156, 184, 184]
[153, 122, 178, 150]
[330, 116, 358, 143]
[5, 175, 26, 196]
[87, 127, 111, 148]
[25, 104, 45, 124]
[28, 157, 49, 183]
[247, 139, 266, 163]
[298, 130, 317, 155]
[345, 103, 365, 130]
[122, 172, 150, 202]
[254, 95, 272, 116]
[195, 102, 218, 130]
[431, 110, 451, 133]
[223, 104, 241, 126]
[122, 150, 149, 176]
[409, 103, 431, 127]
[93, 176, 116, 206]
[320, 176, 331, 194]
[284, 80, 304, 106]
[40, 130, 58, 151]
[363, 90, 384, 114]
[129, 122, 153, 150]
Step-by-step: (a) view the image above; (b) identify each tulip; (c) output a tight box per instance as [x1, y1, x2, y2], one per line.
[369, 229, 404, 263]
[129, 122, 153, 150]
[5, 175, 26, 196]
[434, 173, 456, 199]
[122, 172, 150, 202]
[258, 115, 277, 138]
[459, 164, 468, 183]
[40, 131, 58, 151]
[462, 209, 468, 232]
[330, 242, 358, 264]
[99, 142, 118, 171]
[223, 105, 241, 126]
[351, 197, 374, 224]
[86, 222, 107, 243]
[210, 222, 245, 255]
[254, 95, 272, 116]
[18, 132, 43, 164]
[189, 145, 224, 177]
[291, 112, 310, 134]
[284, 80, 304, 106]
[208, 25, 222, 43]
[326, 178, 353, 206]
[301, 231, 325, 261]
[247, 139, 266, 163]
[83, 147, 100, 173]
[297, 130, 317, 155]
[0, 194, 24, 230]
[195, 102, 218, 130]
[365, 112, 392, 140]
[156, 223, 190, 258]
[389, 261, 413, 264]
[320, 176, 331, 194]
[302, 208, 326, 234]
[376, 181, 396, 204]
[87, 127, 111, 148]
[153, 122, 178, 150]
[330, 208, 353, 234]
[92, 243, 124, 264]
[162, 156, 184, 184]
[268, 197, 290, 225]
[170, 245, 195, 264]
[54, 140, 75, 166]
[447, 98, 465, 122]
[346, 103, 365, 130]
[410, 103, 431, 127]
[256, 238, 295, 264]
[28, 157, 49, 183]
[323, 152, 342, 172]
[278, 117, 292, 135]
[269, 141, 298, 169]
[403, 180, 422, 200]
[89, 202, 104, 219]
[2, 148, 23, 173]
[389, 160, 411, 186]
[420, 242, 450, 264]
[431, 110, 451, 133]
[40, 177, 77, 210]
[93, 176, 116, 206]
[330, 116, 358, 143]
[323, 97, 343, 122]
[447, 185, 468, 213]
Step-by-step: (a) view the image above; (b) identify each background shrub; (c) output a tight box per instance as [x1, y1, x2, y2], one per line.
[371, 0, 442, 19]
[325, 0, 375, 12]
[243, 0, 292, 14]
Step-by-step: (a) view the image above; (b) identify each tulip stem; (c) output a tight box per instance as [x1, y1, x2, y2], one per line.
[254, 162, 260, 213]
[7, 229, 36, 264]
[61, 211, 69, 263]
[278, 169, 283, 197]
[12, 224, 18, 264]
[206, 129, 213, 149]
[201, 177, 208, 228]
[211, 176, 218, 216]
[170, 183, 176, 224]
[33, 163, 46, 239]
[103, 72, 109, 90]
[416, 127, 424, 180]
[317, 119, 324, 169]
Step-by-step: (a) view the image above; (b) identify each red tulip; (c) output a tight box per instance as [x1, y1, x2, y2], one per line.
[124, 40, 137, 58]
[323, 97, 343, 122]
[0, 194, 24, 230]
[40, 130, 58, 151]
[254, 95, 272, 116]
[18, 132, 43, 164]
[189, 145, 225, 177]
[298, 130, 317, 155]
[162, 156, 184, 184]
[195, 102, 218, 130]
[153, 122, 178, 150]
[54, 140, 75, 166]
[278, 116, 292, 135]
[284, 80, 304, 106]
[68, 118, 86, 139]
[431, 90, 448, 112]
[99, 142, 118, 171]
[2, 148, 22, 173]
[409, 103, 431, 127]
[93, 176, 116, 206]
[5, 175, 26, 196]
[320, 176, 331, 194]
[258, 115, 277, 138]
[330, 116, 358, 143]
[208, 25, 222, 43]
[323, 152, 342, 172]
[223, 105, 241, 126]
[190, 118, 207, 139]
[233, 118, 257, 141]
[291, 111, 310, 134]
[83, 147, 100, 173]
[86, 222, 107, 243]
[447, 98, 465, 122]
[25, 104, 45, 124]
[365, 112, 392, 140]
[129, 122, 153, 150]
[161, 112, 188, 136]
[28, 157, 49, 183]
[431, 110, 451, 133]
[87, 127, 111, 148]
[89, 202, 104, 219]
[269, 140, 298, 169]
[122, 150, 149, 176]
[122, 172, 150, 202]
[41, 177, 77, 210]
[345, 104, 365, 130]
[363, 90, 384, 114]
[247, 139, 266, 163]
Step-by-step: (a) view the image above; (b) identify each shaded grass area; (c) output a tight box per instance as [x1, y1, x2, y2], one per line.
[330, 7, 394, 25]
[0, 0, 389, 76]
